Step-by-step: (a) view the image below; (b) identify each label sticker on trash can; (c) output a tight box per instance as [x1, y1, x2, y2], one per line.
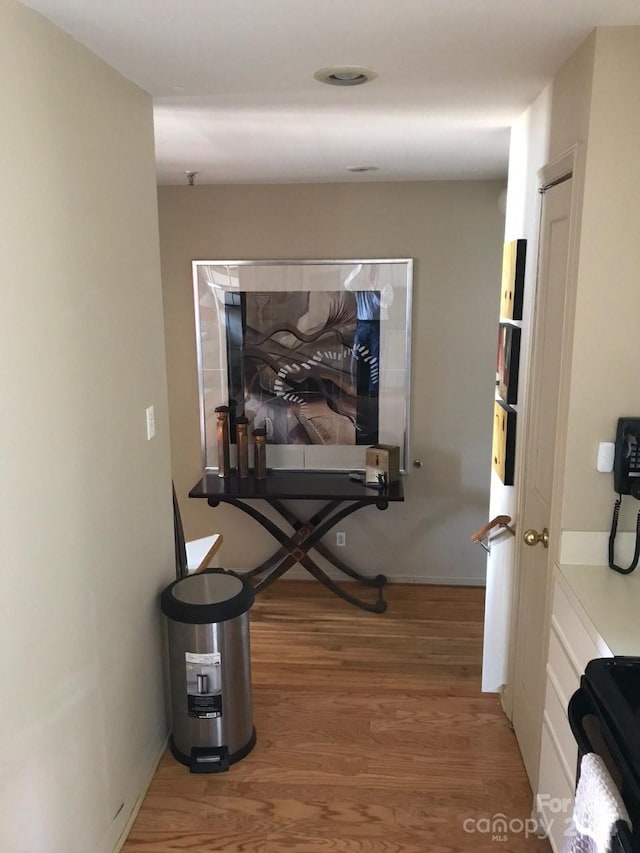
[185, 652, 222, 719]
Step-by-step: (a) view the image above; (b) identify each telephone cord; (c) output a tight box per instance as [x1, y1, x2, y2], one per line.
[608, 494, 640, 574]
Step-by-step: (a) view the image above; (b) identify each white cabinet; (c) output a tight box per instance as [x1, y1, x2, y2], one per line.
[535, 572, 612, 852]
[523, 561, 640, 851]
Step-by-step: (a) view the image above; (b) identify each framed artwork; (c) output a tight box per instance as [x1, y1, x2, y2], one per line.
[192, 259, 413, 472]
[497, 322, 521, 405]
[500, 239, 526, 320]
[492, 400, 516, 485]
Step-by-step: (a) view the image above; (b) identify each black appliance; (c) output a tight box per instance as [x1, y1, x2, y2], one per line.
[568, 657, 640, 852]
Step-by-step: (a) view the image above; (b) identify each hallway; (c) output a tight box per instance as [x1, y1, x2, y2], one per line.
[123, 582, 549, 851]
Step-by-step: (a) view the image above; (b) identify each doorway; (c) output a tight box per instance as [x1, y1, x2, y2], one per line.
[510, 151, 579, 786]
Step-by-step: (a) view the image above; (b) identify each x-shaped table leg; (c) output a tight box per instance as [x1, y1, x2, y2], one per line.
[210, 497, 388, 612]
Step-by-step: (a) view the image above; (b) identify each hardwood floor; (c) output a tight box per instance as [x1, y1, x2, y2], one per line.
[122, 582, 549, 852]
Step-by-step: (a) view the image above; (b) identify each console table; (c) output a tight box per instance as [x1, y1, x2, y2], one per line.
[189, 471, 404, 613]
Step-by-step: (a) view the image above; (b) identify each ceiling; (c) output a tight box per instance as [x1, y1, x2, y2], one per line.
[22, 0, 640, 185]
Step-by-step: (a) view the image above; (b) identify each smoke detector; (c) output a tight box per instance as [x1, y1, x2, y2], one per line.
[314, 66, 377, 87]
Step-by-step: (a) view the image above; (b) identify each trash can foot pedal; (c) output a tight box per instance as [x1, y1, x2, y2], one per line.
[190, 745, 229, 773]
[169, 729, 257, 774]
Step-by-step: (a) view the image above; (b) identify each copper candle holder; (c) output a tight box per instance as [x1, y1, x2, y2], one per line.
[215, 406, 231, 477]
[253, 427, 267, 480]
[236, 416, 249, 478]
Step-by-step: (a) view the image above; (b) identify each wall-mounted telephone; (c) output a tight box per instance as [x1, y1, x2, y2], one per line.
[614, 418, 640, 497]
[609, 418, 640, 574]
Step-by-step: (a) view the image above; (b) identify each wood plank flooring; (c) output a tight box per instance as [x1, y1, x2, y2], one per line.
[122, 582, 549, 852]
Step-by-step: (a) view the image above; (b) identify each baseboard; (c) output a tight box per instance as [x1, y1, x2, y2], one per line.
[390, 575, 486, 587]
[235, 566, 486, 587]
[110, 731, 169, 853]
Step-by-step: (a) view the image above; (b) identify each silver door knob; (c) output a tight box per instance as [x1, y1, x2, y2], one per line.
[523, 527, 549, 549]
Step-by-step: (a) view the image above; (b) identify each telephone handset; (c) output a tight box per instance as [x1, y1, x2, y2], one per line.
[609, 418, 640, 574]
[613, 418, 640, 497]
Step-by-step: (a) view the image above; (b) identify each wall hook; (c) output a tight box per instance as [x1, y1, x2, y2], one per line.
[471, 514, 515, 555]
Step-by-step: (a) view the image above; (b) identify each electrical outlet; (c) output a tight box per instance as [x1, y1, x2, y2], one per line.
[336, 531, 346, 547]
[145, 405, 155, 440]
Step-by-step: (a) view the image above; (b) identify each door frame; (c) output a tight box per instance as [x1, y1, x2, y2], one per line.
[502, 144, 585, 726]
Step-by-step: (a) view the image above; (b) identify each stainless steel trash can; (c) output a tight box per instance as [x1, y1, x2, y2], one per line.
[161, 568, 256, 773]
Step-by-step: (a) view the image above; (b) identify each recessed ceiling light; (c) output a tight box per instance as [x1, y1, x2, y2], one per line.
[314, 66, 377, 87]
[346, 166, 379, 173]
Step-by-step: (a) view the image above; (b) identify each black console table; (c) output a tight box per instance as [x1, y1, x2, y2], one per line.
[189, 471, 404, 613]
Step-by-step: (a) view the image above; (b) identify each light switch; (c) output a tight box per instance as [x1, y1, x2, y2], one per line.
[596, 441, 615, 473]
[146, 406, 155, 440]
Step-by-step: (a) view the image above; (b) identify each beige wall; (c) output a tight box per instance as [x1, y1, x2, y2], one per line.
[159, 181, 504, 584]
[0, 2, 173, 851]
[548, 32, 595, 161]
[560, 27, 640, 530]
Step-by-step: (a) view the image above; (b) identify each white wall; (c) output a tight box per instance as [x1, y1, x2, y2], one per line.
[483, 27, 640, 693]
[159, 181, 505, 585]
[483, 33, 597, 693]
[0, 2, 174, 851]
[482, 87, 552, 692]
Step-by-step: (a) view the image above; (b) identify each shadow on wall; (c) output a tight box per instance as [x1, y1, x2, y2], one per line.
[186, 448, 491, 581]
[420, 446, 489, 499]
[421, 447, 463, 495]
[348, 447, 490, 548]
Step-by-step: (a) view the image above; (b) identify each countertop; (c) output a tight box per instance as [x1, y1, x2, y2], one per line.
[557, 562, 640, 657]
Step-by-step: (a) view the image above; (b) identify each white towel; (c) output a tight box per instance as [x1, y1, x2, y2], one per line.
[565, 753, 631, 853]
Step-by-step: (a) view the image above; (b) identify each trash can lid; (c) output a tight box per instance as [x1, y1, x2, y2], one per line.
[161, 568, 255, 624]
[174, 571, 243, 605]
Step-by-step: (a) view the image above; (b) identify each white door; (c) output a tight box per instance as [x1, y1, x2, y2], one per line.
[511, 173, 574, 785]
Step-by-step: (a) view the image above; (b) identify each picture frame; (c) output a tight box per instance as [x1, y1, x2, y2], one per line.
[192, 259, 413, 472]
[497, 322, 521, 405]
[492, 400, 516, 485]
[500, 239, 526, 320]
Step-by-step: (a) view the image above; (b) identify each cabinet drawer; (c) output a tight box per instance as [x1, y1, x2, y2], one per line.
[543, 677, 578, 785]
[537, 723, 575, 853]
[547, 625, 581, 708]
[551, 579, 602, 673]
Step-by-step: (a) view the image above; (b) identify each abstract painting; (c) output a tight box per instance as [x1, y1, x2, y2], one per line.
[193, 260, 412, 471]
[499, 239, 526, 320]
[496, 322, 521, 405]
[492, 400, 516, 486]
[225, 290, 380, 447]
